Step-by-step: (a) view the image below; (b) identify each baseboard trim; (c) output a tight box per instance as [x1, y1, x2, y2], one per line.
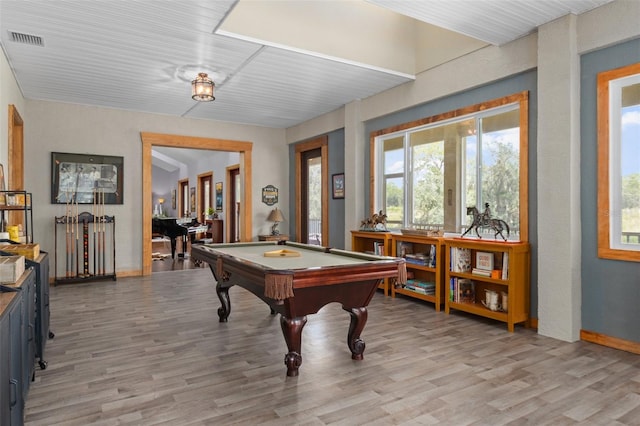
[581, 329, 640, 355]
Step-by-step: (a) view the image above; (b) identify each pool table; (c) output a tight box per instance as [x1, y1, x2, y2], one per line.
[191, 241, 406, 376]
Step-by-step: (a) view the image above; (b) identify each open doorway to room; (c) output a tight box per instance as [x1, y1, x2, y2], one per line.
[141, 132, 253, 276]
[295, 136, 328, 245]
[227, 164, 241, 242]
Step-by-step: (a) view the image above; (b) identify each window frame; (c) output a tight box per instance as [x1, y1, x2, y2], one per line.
[597, 62, 640, 262]
[370, 92, 529, 242]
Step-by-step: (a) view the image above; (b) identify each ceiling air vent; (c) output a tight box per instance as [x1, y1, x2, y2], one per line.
[8, 31, 44, 47]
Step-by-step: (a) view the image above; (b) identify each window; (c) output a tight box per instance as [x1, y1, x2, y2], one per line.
[597, 62, 640, 261]
[373, 94, 527, 240]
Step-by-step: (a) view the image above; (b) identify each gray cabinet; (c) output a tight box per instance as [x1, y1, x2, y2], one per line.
[0, 292, 17, 425]
[1, 267, 36, 425]
[27, 252, 51, 369]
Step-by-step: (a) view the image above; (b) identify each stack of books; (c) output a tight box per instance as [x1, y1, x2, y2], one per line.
[403, 279, 435, 295]
[404, 253, 429, 266]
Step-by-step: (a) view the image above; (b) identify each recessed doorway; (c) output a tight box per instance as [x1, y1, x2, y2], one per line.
[141, 132, 253, 275]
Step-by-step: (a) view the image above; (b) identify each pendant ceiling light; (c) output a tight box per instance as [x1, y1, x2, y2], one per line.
[191, 72, 215, 101]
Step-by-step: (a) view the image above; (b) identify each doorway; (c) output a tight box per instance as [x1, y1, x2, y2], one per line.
[141, 132, 253, 276]
[227, 165, 241, 242]
[295, 136, 328, 245]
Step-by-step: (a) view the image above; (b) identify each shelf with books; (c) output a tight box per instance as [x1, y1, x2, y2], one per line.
[444, 238, 530, 332]
[391, 234, 445, 311]
[350, 230, 393, 296]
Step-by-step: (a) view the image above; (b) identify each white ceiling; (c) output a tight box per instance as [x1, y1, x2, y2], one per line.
[0, 0, 614, 133]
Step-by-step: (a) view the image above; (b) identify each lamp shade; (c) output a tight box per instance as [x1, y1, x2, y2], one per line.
[267, 208, 284, 223]
[191, 72, 215, 101]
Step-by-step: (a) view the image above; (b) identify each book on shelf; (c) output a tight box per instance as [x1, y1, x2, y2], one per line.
[451, 247, 471, 273]
[475, 251, 494, 270]
[471, 268, 492, 277]
[404, 280, 436, 295]
[458, 279, 475, 303]
[501, 252, 509, 279]
[397, 241, 413, 257]
[373, 241, 385, 256]
[429, 244, 437, 268]
[449, 277, 475, 303]
[405, 253, 429, 265]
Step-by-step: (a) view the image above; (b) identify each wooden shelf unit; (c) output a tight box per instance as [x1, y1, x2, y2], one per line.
[391, 234, 445, 311]
[350, 231, 393, 296]
[444, 238, 530, 332]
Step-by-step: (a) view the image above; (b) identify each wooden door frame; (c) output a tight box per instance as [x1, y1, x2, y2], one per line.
[178, 178, 189, 217]
[8, 105, 24, 227]
[7, 105, 24, 190]
[141, 132, 253, 275]
[197, 171, 213, 222]
[295, 136, 328, 245]
[226, 164, 239, 243]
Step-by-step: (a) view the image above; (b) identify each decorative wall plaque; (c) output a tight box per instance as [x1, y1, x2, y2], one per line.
[262, 185, 278, 206]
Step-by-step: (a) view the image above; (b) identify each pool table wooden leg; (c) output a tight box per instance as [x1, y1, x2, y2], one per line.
[344, 306, 367, 360]
[280, 315, 307, 377]
[215, 282, 231, 322]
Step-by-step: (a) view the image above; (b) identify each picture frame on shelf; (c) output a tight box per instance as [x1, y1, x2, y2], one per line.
[332, 173, 345, 199]
[475, 251, 494, 270]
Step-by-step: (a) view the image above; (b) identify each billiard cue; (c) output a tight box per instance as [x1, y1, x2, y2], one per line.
[102, 190, 106, 275]
[65, 194, 71, 278]
[75, 195, 79, 277]
[97, 189, 102, 276]
[93, 188, 96, 277]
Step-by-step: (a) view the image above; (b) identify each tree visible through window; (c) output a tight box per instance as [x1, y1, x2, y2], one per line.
[598, 62, 640, 261]
[375, 99, 523, 238]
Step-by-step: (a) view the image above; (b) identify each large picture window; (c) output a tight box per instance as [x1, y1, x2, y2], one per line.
[597, 62, 640, 261]
[371, 92, 529, 241]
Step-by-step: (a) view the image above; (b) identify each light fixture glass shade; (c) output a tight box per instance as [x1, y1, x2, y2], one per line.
[192, 72, 215, 101]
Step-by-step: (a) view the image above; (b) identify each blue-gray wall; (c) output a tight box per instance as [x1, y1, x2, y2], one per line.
[580, 39, 640, 342]
[288, 128, 346, 248]
[363, 71, 539, 317]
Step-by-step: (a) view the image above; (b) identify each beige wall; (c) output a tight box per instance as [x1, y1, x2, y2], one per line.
[0, 45, 26, 170]
[22, 100, 287, 273]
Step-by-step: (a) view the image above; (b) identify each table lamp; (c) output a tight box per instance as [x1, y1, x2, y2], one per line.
[158, 198, 164, 216]
[267, 207, 285, 235]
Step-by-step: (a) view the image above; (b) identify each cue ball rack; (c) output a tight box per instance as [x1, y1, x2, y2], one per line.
[53, 211, 116, 284]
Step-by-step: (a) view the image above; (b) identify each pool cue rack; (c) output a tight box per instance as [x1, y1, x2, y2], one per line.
[53, 212, 116, 284]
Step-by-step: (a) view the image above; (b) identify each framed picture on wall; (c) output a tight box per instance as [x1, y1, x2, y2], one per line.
[51, 152, 124, 204]
[171, 189, 176, 209]
[215, 182, 223, 212]
[332, 173, 345, 199]
[190, 187, 196, 212]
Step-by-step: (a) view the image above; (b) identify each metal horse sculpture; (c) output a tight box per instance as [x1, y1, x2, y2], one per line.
[461, 203, 510, 241]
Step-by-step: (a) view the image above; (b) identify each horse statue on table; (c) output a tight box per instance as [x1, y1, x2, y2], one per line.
[461, 203, 510, 241]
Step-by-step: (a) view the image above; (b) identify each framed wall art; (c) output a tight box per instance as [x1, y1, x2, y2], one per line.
[51, 152, 124, 204]
[215, 182, 223, 212]
[332, 173, 345, 199]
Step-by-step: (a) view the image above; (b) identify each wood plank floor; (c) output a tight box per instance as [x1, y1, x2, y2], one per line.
[25, 269, 640, 425]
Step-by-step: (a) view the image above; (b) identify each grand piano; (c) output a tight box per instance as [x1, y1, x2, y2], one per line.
[152, 217, 208, 259]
